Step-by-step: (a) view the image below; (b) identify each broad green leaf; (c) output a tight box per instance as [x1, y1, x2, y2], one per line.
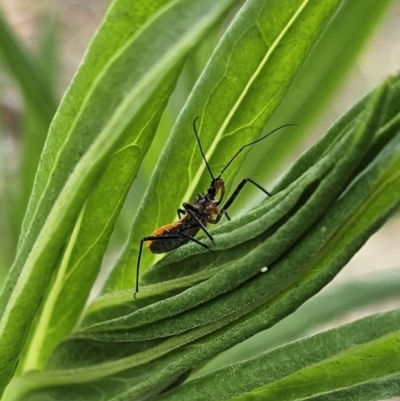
[0, 0, 239, 394]
[156, 308, 400, 401]
[268, 0, 394, 128]
[105, 0, 344, 292]
[6, 74, 400, 401]
[241, 0, 395, 196]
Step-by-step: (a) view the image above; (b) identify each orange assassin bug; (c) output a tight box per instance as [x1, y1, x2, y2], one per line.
[134, 118, 296, 297]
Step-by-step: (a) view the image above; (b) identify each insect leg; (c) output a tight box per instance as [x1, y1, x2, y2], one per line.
[135, 236, 153, 299]
[135, 233, 211, 298]
[208, 211, 231, 224]
[177, 208, 186, 219]
[174, 230, 212, 250]
[135, 236, 171, 298]
[182, 202, 215, 245]
[216, 178, 271, 222]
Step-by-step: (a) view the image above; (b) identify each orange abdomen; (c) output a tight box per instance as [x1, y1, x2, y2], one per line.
[146, 222, 200, 254]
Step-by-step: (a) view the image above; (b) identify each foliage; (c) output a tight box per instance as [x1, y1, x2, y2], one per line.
[0, 0, 399, 400]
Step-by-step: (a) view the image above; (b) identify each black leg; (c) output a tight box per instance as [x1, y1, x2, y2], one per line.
[177, 208, 186, 219]
[216, 178, 271, 222]
[182, 202, 208, 219]
[183, 203, 215, 245]
[135, 233, 211, 298]
[209, 212, 230, 223]
[135, 237, 152, 299]
[173, 230, 212, 250]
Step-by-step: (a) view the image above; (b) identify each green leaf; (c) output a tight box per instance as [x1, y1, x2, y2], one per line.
[156, 308, 400, 401]
[195, 267, 400, 376]
[105, 0, 344, 292]
[241, 0, 395, 193]
[270, 0, 394, 127]
[0, 0, 239, 394]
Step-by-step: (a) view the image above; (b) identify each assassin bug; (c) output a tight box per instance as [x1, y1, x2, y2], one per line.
[134, 118, 296, 297]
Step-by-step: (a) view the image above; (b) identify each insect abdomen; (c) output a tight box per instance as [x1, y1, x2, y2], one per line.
[149, 236, 189, 253]
[147, 224, 200, 254]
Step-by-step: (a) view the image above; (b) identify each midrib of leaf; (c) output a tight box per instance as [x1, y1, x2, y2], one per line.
[181, 0, 311, 203]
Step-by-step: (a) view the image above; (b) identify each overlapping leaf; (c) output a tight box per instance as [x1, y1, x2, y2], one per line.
[105, 0, 344, 292]
[157, 309, 400, 401]
[195, 267, 400, 376]
[0, 0, 240, 394]
[6, 72, 400, 401]
[2, 0, 399, 400]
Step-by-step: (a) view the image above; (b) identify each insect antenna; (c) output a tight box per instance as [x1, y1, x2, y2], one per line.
[193, 117, 215, 180]
[218, 123, 299, 177]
